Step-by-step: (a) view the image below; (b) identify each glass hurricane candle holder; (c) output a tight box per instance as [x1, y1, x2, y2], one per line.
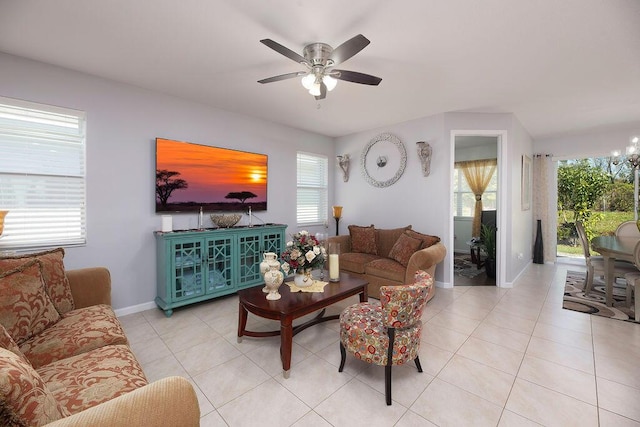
[329, 242, 340, 282]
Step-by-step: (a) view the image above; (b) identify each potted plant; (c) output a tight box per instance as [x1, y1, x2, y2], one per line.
[480, 223, 497, 279]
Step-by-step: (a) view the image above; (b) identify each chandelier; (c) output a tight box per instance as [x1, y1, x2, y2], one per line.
[612, 136, 640, 168]
[612, 136, 640, 221]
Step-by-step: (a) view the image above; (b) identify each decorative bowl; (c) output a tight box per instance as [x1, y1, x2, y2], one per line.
[210, 213, 242, 228]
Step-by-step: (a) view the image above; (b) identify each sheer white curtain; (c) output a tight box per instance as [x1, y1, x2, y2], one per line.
[533, 154, 556, 263]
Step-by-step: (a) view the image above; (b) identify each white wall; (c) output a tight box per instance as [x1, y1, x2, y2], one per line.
[0, 53, 335, 311]
[334, 115, 447, 281]
[508, 116, 535, 279]
[535, 125, 640, 159]
[454, 141, 498, 162]
[335, 112, 534, 287]
[444, 112, 533, 286]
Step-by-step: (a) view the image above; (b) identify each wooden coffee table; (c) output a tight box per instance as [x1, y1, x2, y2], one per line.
[237, 272, 368, 378]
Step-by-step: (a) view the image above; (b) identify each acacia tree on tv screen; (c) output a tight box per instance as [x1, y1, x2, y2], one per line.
[155, 138, 267, 212]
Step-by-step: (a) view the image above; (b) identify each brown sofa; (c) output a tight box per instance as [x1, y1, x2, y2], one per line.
[328, 225, 446, 300]
[0, 249, 200, 427]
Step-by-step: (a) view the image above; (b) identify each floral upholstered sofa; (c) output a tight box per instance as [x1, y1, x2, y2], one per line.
[0, 248, 200, 427]
[328, 225, 446, 300]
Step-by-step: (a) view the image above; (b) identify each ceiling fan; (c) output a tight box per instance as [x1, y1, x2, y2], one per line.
[258, 34, 382, 100]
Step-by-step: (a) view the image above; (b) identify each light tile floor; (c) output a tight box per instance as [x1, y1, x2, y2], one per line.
[119, 262, 640, 426]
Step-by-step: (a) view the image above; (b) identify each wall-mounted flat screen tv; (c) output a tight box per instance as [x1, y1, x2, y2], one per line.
[155, 138, 267, 213]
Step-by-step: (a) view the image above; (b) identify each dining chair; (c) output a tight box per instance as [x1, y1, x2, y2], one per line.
[338, 270, 433, 405]
[623, 240, 640, 322]
[615, 220, 640, 238]
[575, 221, 637, 295]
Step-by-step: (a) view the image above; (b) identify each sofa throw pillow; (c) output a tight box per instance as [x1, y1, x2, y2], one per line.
[0, 248, 74, 314]
[376, 226, 412, 258]
[348, 224, 378, 255]
[0, 347, 66, 426]
[0, 323, 31, 365]
[0, 259, 60, 345]
[404, 229, 441, 249]
[388, 233, 423, 267]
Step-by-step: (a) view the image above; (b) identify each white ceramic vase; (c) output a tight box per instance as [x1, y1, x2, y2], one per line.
[264, 264, 284, 300]
[261, 252, 279, 293]
[294, 269, 314, 287]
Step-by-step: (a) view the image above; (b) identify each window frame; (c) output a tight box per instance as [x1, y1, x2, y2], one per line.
[0, 96, 87, 250]
[296, 152, 328, 227]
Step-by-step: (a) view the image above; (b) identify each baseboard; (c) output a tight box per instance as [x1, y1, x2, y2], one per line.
[435, 280, 451, 289]
[114, 301, 156, 317]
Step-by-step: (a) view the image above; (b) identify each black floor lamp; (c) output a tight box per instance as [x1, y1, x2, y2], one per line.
[332, 206, 343, 236]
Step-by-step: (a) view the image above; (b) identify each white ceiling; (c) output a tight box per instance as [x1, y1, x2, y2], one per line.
[1, 0, 639, 139]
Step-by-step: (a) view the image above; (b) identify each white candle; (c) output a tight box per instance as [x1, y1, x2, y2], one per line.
[161, 215, 173, 232]
[329, 254, 340, 280]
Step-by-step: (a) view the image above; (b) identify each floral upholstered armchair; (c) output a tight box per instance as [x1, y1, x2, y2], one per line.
[338, 270, 433, 405]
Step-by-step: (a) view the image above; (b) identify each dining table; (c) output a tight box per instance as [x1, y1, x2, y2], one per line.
[590, 235, 640, 306]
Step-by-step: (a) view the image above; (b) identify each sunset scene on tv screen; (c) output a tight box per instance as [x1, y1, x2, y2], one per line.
[156, 138, 267, 212]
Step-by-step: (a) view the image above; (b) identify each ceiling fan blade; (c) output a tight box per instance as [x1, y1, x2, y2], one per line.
[314, 82, 327, 100]
[330, 34, 370, 65]
[258, 71, 306, 84]
[333, 70, 382, 86]
[260, 39, 308, 64]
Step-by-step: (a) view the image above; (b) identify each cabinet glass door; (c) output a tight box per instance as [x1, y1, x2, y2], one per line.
[172, 240, 204, 300]
[238, 233, 262, 283]
[262, 230, 284, 255]
[206, 235, 234, 293]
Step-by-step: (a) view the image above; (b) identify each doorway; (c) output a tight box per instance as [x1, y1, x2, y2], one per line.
[451, 132, 504, 286]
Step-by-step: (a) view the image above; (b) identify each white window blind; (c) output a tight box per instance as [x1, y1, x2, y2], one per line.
[0, 97, 86, 249]
[297, 152, 328, 225]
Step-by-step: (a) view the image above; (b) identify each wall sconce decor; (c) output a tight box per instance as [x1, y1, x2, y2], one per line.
[332, 205, 343, 236]
[336, 155, 350, 182]
[416, 141, 432, 177]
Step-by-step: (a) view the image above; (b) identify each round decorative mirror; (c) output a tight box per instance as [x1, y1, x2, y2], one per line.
[360, 133, 407, 187]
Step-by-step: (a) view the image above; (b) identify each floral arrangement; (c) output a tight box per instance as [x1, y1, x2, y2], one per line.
[281, 230, 326, 273]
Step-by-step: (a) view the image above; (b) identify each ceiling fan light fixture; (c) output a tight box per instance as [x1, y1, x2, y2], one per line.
[301, 74, 315, 90]
[309, 83, 322, 97]
[323, 75, 337, 91]
[259, 35, 380, 99]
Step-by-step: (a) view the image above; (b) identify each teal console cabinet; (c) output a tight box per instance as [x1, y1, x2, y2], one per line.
[155, 224, 286, 316]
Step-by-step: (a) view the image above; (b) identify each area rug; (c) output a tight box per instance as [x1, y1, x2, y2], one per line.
[563, 271, 637, 323]
[454, 253, 484, 278]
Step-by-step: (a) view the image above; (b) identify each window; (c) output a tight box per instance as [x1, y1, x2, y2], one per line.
[296, 152, 328, 226]
[0, 97, 86, 249]
[453, 166, 497, 217]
